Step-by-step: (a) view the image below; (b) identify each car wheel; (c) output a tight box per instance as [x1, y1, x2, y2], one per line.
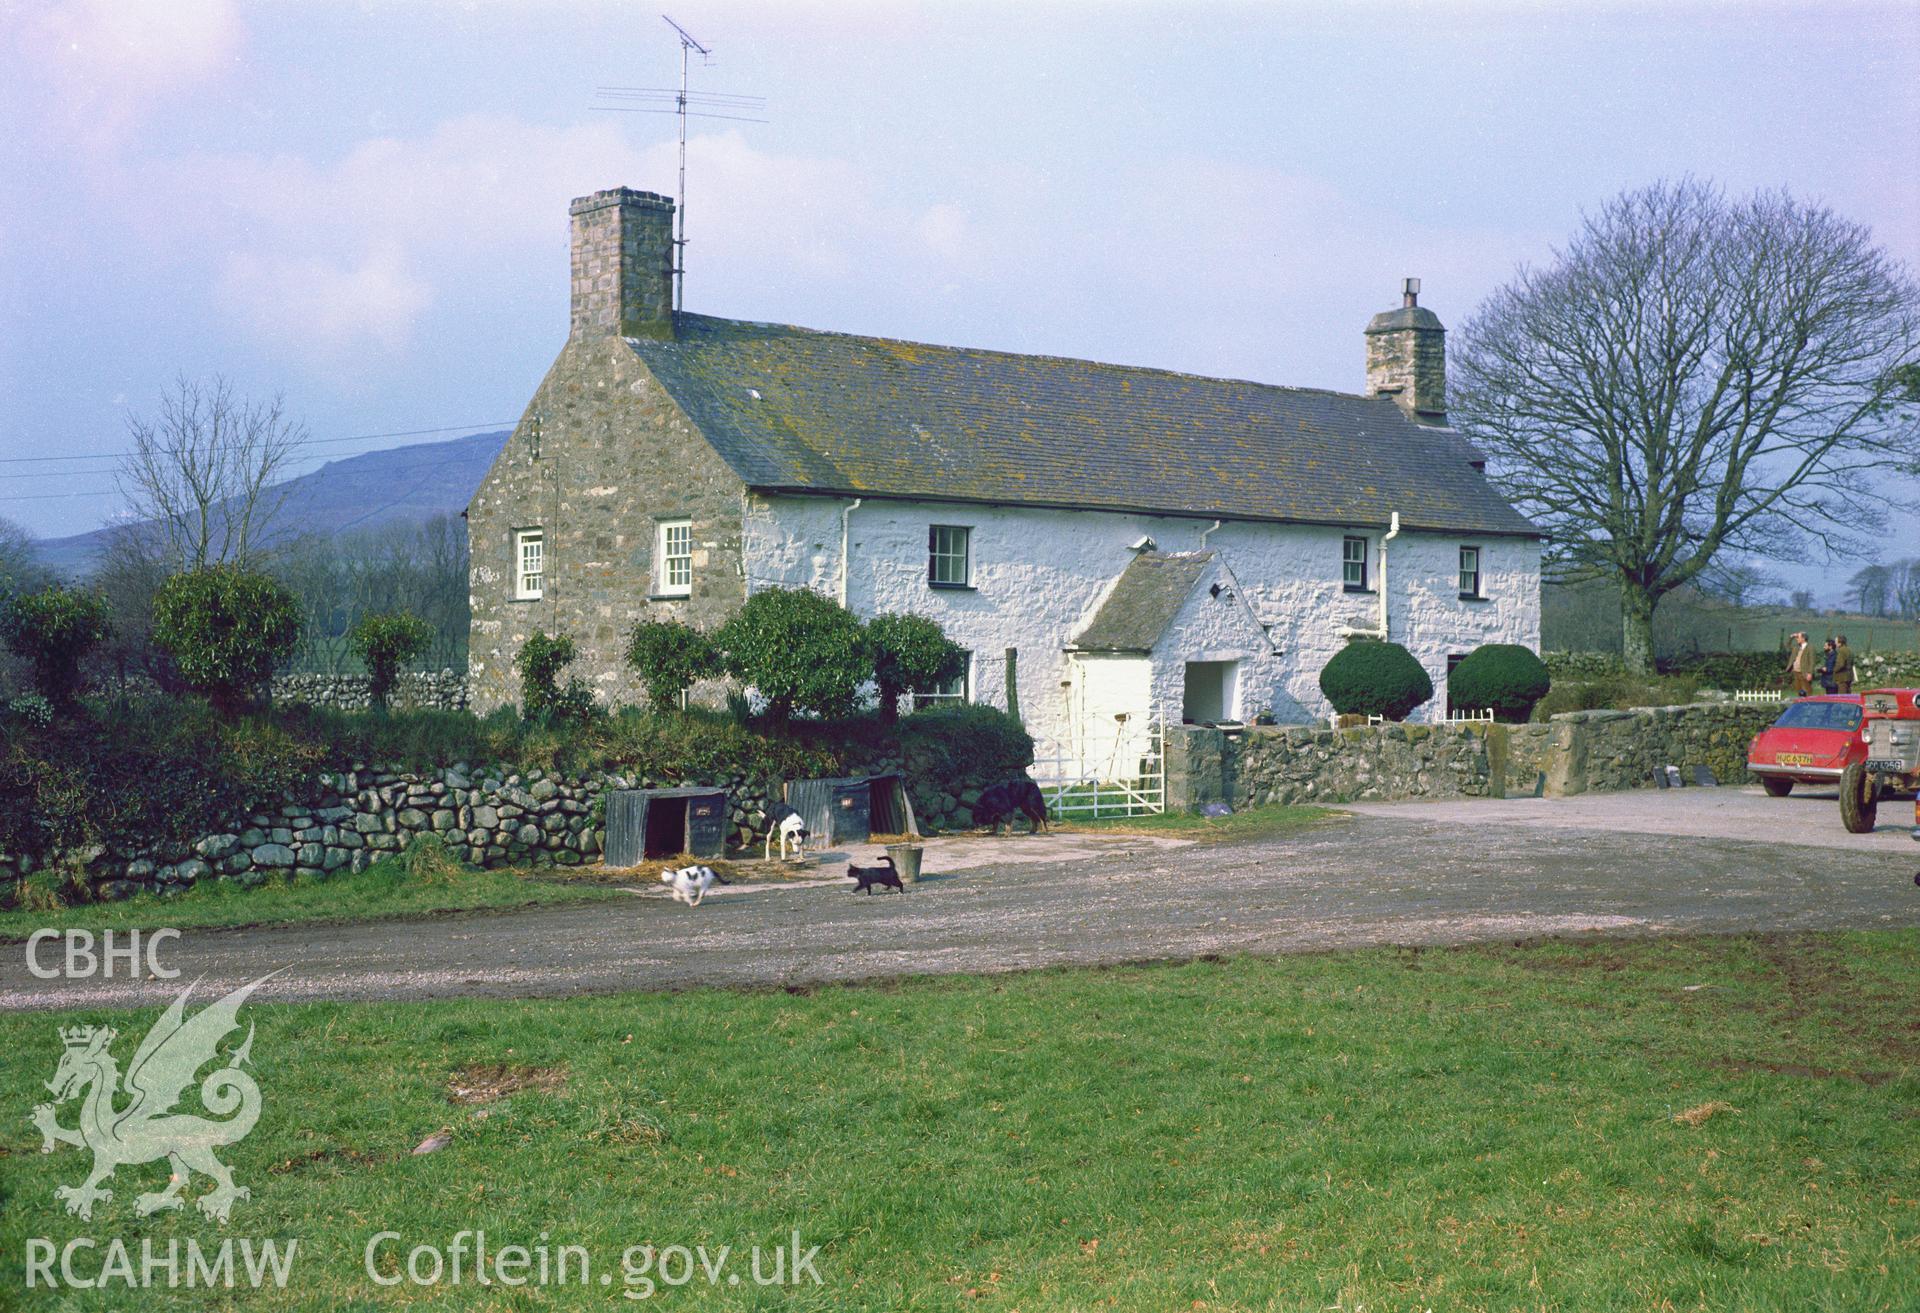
[1840, 762, 1878, 834]
[1762, 777, 1794, 798]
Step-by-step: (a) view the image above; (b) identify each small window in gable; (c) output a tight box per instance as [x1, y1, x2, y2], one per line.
[515, 528, 544, 600]
[1342, 535, 1369, 592]
[929, 525, 972, 588]
[1458, 546, 1483, 599]
[657, 520, 693, 597]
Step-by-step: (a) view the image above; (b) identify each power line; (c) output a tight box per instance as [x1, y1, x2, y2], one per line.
[0, 421, 515, 468]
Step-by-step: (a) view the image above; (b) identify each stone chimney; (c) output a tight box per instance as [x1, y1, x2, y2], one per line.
[1364, 277, 1446, 423]
[568, 188, 676, 340]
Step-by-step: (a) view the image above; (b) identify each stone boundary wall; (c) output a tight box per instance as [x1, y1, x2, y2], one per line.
[1168, 701, 1782, 810]
[270, 669, 470, 713]
[29, 741, 990, 900]
[79, 763, 783, 900]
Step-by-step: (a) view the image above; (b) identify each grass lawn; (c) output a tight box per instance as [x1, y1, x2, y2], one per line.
[1057, 801, 1335, 841]
[0, 858, 620, 943]
[3, 932, 1915, 1309]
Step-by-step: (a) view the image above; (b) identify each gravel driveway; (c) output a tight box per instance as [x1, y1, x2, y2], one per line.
[4, 787, 1915, 1013]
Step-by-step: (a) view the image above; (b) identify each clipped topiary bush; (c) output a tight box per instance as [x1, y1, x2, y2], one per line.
[0, 584, 113, 709]
[865, 612, 965, 723]
[1447, 643, 1552, 722]
[715, 587, 869, 721]
[514, 632, 597, 727]
[1319, 639, 1434, 721]
[151, 565, 301, 714]
[624, 619, 719, 710]
[348, 611, 434, 714]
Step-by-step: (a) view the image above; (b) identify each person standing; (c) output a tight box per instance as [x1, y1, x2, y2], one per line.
[1789, 632, 1815, 697]
[1835, 635, 1855, 694]
[1821, 638, 1838, 694]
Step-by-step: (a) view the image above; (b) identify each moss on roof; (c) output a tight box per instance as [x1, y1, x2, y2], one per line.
[624, 314, 1539, 537]
[1072, 552, 1216, 653]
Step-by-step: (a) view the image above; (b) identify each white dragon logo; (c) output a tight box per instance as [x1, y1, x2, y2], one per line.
[30, 974, 275, 1224]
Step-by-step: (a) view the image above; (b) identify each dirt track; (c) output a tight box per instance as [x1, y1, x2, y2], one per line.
[5, 787, 1915, 1013]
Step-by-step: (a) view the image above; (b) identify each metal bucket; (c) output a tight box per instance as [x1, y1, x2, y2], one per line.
[884, 843, 924, 884]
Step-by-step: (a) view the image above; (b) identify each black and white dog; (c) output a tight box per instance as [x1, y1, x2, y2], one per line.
[763, 802, 811, 861]
[660, 864, 727, 907]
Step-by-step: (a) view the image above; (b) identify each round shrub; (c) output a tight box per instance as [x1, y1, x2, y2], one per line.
[1447, 643, 1551, 722]
[1318, 640, 1434, 721]
[865, 612, 964, 723]
[151, 565, 301, 714]
[624, 619, 719, 711]
[349, 611, 434, 713]
[0, 584, 113, 708]
[715, 587, 869, 721]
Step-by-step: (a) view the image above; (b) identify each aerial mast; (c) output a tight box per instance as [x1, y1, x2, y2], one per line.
[591, 18, 766, 313]
[662, 14, 709, 312]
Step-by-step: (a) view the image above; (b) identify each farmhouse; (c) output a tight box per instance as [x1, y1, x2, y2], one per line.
[467, 187, 1541, 753]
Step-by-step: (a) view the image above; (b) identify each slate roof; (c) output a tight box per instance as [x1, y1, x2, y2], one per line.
[625, 313, 1539, 537]
[1071, 551, 1217, 653]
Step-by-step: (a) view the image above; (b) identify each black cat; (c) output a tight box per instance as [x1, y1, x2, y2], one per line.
[848, 855, 904, 895]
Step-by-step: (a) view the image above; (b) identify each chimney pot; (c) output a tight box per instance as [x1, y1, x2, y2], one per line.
[1402, 276, 1421, 307]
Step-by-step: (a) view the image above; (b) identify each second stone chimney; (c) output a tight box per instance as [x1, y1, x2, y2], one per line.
[569, 187, 676, 340]
[1365, 278, 1446, 423]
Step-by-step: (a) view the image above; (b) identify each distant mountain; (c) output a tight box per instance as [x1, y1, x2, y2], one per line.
[37, 430, 511, 576]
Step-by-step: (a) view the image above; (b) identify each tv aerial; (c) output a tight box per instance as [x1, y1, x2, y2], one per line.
[593, 14, 767, 311]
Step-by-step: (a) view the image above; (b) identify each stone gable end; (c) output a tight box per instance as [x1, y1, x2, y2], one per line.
[467, 337, 747, 712]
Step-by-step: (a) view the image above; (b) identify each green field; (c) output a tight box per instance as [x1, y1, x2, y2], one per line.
[3, 932, 1914, 1310]
[0, 857, 618, 942]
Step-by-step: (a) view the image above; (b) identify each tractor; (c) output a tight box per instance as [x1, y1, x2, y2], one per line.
[1839, 688, 1920, 835]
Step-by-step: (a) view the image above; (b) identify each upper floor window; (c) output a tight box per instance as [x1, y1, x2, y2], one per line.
[657, 519, 693, 597]
[515, 528, 544, 600]
[1458, 546, 1483, 599]
[1342, 535, 1369, 592]
[912, 651, 971, 709]
[929, 524, 972, 588]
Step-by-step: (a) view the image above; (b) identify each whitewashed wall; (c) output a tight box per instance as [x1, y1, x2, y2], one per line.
[741, 494, 1540, 740]
[1144, 556, 1282, 724]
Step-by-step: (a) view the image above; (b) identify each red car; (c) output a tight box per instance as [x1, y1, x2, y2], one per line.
[1746, 694, 1865, 796]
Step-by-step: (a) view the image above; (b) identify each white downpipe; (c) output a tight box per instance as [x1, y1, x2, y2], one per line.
[838, 497, 863, 607]
[1198, 518, 1222, 550]
[1336, 511, 1401, 640]
[1378, 510, 1401, 638]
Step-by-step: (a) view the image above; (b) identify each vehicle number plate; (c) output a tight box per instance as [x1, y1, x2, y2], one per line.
[1864, 759, 1906, 772]
[1774, 753, 1813, 767]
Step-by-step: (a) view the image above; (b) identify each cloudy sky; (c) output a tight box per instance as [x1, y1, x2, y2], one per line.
[2, 1, 1916, 595]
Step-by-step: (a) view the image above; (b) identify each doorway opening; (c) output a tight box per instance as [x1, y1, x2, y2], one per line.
[1182, 660, 1240, 724]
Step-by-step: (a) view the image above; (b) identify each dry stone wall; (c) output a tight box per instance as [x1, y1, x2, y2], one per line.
[1170, 701, 1785, 809]
[270, 669, 469, 713]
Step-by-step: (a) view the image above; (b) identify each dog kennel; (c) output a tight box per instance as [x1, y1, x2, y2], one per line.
[603, 787, 729, 866]
[781, 774, 917, 847]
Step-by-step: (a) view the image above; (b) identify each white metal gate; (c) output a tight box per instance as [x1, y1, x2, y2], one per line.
[1030, 718, 1165, 819]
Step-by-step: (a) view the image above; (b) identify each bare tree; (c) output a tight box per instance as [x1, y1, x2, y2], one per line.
[1453, 180, 1920, 672]
[1847, 563, 1893, 616]
[118, 375, 305, 569]
[1697, 557, 1784, 610]
[1892, 559, 1920, 620]
[0, 516, 47, 597]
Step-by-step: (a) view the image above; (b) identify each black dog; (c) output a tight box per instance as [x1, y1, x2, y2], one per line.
[847, 855, 904, 895]
[972, 778, 1049, 835]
